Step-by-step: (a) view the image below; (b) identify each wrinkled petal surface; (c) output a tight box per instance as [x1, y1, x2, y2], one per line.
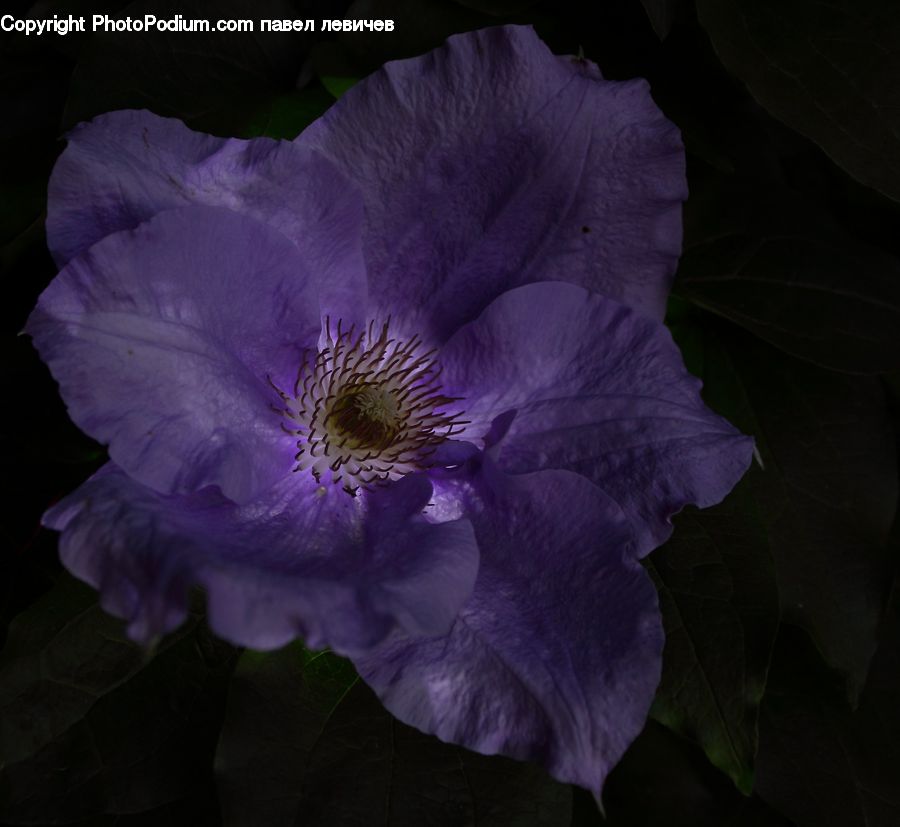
[354, 467, 663, 793]
[300, 24, 686, 343]
[44, 465, 479, 653]
[439, 282, 753, 555]
[27, 205, 322, 503]
[47, 109, 366, 323]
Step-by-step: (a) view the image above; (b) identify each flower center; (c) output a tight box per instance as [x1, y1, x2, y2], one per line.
[269, 319, 466, 496]
[330, 384, 401, 450]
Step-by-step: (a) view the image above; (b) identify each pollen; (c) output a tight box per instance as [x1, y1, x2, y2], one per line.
[269, 318, 467, 496]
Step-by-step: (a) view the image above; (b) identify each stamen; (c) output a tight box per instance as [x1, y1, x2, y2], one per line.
[270, 320, 466, 495]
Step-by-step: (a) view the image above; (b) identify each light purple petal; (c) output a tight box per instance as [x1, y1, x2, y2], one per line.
[47, 109, 366, 323]
[44, 464, 479, 653]
[354, 467, 663, 794]
[439, 282, 753, 556]
[300, 24, 686, 343]
[27, 205, 321, 503]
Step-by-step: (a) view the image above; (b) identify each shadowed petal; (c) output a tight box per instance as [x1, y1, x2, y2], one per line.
[300, 24, 686, 343]
[47, 109, 366, 323]
[43, 465, 479, 653]
[354, 467, 663, 794]
[27, 205, 321, 503]
[439, 282, 753, 556]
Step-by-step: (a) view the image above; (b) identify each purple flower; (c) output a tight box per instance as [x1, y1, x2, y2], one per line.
[26, 26, 752, 794]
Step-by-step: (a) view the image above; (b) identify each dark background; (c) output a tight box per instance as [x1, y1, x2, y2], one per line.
[1, 0, 898, 824]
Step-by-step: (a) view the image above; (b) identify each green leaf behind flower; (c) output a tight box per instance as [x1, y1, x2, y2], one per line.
[696, 0, 900, 203]
[593, 720, 792, 827]
[648, 467, 779, 794]
[755, 612, 900, 827]
[638, 0, 687, 40]
[319, 75, 359, 99]
[676, 164, 900, 375]
[0, 575, 238, 824]
[215, 644, 573, 827]
[63, 0, 315, 138]
[671, 309, 897, 699]
[243, 86, 336, 139]
[452, 0, 541, 15]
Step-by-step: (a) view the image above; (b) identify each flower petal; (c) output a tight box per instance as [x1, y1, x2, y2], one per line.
[354, 467, 663, 794]
[27, 205, 321, 503]
[47, 109, 366, 323]
[440, 282, 753, 555]
[300, 24, 686, 342]
[44, 465, 479, 653]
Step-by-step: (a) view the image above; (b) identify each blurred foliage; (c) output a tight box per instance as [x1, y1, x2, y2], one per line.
[697, 0, 900, 204]
[0, 576, 238, 823]
[1, 0, 899, 824]
[217, 645, 572, 826]
[755, 613, 900, 827]
[646, 465, 778, 794]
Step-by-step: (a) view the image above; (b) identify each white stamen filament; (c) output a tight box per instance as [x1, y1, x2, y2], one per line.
[269, 318, 467, 496]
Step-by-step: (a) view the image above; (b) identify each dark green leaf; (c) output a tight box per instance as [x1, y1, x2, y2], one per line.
[696, 0, 900, 203]
[337, 0, 494, 71]
[63, 0, 313, 137]
[671, 312, 897, 697]
[755, 613, 900, 827]
[320, 75, 359, 99]
[216, 644, 572, 826]
[638, 0, 686, 40]
[0, 574, 238, 824]
[648, 468, 779, 794]
[242, 86, 336, 139]
[452, 0, 541, 16]
[595, 721, 793, 827]
[307, 37, 364, 98]
[677, 165, 900, 375]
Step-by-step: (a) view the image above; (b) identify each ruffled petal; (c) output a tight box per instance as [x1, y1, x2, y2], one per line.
[354, 467, 663, 794]
[439, 282, 753, 555]
[27, 205, 321, 503]
[300, 24, 686, 343]
[47, 109, 366, 323]
[44, 465, 479, 653]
